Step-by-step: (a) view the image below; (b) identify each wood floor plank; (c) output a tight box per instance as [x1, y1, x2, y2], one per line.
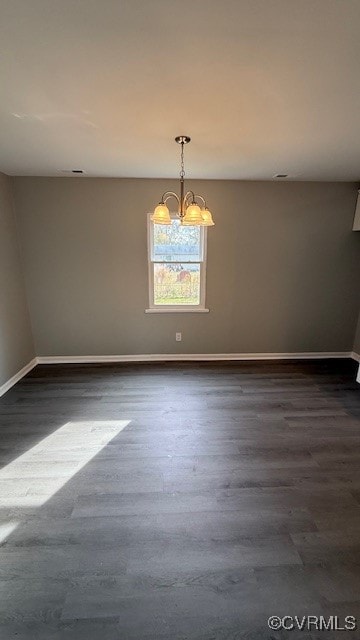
[0, 358, 359, 638]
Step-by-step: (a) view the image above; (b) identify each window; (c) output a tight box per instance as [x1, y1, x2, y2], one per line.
[147, 214, 208, 312]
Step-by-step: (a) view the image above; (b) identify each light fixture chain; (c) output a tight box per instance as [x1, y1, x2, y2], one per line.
[180, 141, 185, 180]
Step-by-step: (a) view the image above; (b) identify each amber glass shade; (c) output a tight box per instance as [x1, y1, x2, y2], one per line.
[182, 203, 203, 225]
[150, 203, 171, 225]
[201, 208, 215, 226]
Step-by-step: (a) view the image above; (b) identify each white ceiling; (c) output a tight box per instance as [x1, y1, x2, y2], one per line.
[1, 0, 360, 180]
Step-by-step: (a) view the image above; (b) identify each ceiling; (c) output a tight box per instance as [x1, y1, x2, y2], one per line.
[1, 0, 360, 180]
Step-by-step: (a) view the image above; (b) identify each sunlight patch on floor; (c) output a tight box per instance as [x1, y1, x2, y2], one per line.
[0, 420, 130, 511]
[0, 521, 20, 544]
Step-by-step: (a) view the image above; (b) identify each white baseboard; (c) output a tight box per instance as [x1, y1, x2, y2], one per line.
[0, 358, 37, 398]
[351, 352, 360, 383]
[37, 351, 352, 364]
[1, 353, 357, 396]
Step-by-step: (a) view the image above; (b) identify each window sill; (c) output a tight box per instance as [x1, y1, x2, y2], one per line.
[145, 308, 210, 314]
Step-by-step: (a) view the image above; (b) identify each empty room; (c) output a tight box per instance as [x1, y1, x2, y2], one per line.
[1, 1, 360, 638]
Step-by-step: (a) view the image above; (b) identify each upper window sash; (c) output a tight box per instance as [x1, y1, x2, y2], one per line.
[148, 214, 205, 263]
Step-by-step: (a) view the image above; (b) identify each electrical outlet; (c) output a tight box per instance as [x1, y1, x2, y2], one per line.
[176, 332, 182, 342]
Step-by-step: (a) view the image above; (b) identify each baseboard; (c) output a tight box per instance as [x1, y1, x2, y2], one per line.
[351, 352, 360, 383]
[0, 358, 38, 398]
[1, 353, 357, 396]
[37, 351, 352, 364]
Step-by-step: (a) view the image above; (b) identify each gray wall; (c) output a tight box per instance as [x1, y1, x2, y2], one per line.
[354, 312, 360, 355]
[0, 173, 34, 386]
[13, 177, 360, 357]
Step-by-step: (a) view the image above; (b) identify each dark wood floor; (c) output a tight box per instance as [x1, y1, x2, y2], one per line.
[0, 359, 360, 639]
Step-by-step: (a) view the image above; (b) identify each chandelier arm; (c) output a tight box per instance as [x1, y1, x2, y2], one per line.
[162, 191, 180, 205]
[194, 194, 206, 208]
[184, 190, 196, 205]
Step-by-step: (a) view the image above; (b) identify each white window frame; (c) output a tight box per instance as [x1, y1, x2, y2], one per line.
[146, 213, 209, 313]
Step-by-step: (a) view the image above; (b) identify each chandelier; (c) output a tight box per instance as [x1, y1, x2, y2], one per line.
[150, 136, 215, 227]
